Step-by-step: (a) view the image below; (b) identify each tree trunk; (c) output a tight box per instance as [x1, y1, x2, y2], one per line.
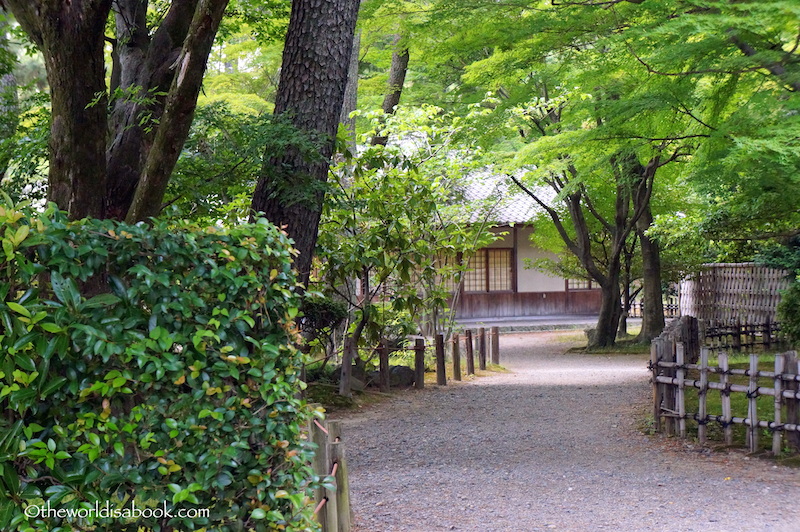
[7, 0, 113, 219]
[636, 203, 665, 341]
[0, 13, 17, 179]
[250, 0, 361, 285]
[593, 270, 622, 348]
[371, 36, 409, 147]
[105, 0, 201, 220]
[7, 0, 226, 221]
[340, 30, 360, 147]
[126, 0, 230, 222]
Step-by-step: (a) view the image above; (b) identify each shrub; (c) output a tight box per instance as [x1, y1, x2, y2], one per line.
[0, 203, 321, 531]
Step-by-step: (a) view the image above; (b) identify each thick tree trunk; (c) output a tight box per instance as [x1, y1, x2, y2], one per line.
[106, 0, 202, 220]
[593, 271, 622, 348]
[126, 0, 230, 222]
[371, 37, 409, 147]
[250, 0, 361, 285]
[7, 0, 221, 221]
[7, 0, 113, 219]
[635, 204, 665, 342]
[106, 0, 228, 219]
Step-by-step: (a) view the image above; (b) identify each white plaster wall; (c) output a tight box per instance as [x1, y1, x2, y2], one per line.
[515, 226, 566, 293]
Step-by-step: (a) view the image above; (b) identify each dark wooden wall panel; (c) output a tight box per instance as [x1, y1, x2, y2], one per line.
[456, 290, 601, 319]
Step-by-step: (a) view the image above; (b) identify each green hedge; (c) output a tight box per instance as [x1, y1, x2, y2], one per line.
[0, 204, 321, 531]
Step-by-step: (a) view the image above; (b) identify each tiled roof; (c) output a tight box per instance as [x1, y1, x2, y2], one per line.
[460, 171, 545, 225]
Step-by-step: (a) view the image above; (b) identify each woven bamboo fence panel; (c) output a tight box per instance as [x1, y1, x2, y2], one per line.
[680, 263, 790, 323]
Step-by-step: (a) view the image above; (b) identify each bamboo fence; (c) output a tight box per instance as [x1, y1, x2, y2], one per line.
[680, 263, 789, 324]
[651, 340, 800, 454]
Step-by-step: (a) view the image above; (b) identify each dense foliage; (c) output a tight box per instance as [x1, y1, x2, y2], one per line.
[0, 201, 321, 531]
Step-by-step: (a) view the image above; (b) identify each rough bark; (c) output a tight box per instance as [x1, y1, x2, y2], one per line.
[125, 0, 230, 222]
[106, 0, 202, 220]
[635, 196, 665, 342]
[340, 30, 360, 147]
[371, 36, 409, 147]
[0, 13, 17, 179]
[250, 0, 361, 285]
[5, 0, 225, 221]
[621, 153, 665, 342]
[6, 0, 113, 219]
[106, 0, 228, 219]
[595, 271, 623, 348]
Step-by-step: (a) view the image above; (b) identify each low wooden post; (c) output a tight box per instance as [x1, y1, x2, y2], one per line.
[465, 329, 475, 375]
[719, 352, 733, 446]
[327, 421, 352, 532]
[491, 326, 500, 365]
[452, 334, 462, 381]
[414, 338, 425, 390]
[478, 327, 487, 371]
[747, 353, 759, 453]
[435, 334, 447, 386]
[786, 352, 800, 451]
[379, 339, 390, 393]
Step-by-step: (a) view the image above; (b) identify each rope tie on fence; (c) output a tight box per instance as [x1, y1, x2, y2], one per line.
[746, 389, 759, 399]
[314, 419, 329, 435]
[769, 423, 785, 432]
[313, 497, 328, 515]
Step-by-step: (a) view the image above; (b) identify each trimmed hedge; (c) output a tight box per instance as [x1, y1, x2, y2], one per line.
[0, 205, 321, 531]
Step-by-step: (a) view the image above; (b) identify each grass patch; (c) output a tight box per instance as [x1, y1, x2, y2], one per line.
[569, 337, 651, 355]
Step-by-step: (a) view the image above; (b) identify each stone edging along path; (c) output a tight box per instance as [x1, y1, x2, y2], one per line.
[332, 331, 800, 532]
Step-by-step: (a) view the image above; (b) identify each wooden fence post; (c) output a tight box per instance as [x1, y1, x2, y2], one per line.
[465, 329, 475, 375]
[414, 338, 425, 390]
[378, 339, 390, 393]
[327, 421, 351, 532]
[478, 327, 487, 371]
[651, 340, 662, 433]
[435, 334, 447, 386]
[491, 326, 500, 365]
[698, 348, 708, 445]
[311, 418, 330, 529]
[664, 339, 677, 436]
[747, 353, 759, 453]
[764, 318, 772, 349]
[452, 334, 462, 381]
[786, 352, 799, 451]
[773, 354, 785, 455]
[719, 352, 733, 446]
[676, 342, 687, 439]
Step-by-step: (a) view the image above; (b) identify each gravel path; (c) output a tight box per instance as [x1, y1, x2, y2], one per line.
[333, 331, 800, 531]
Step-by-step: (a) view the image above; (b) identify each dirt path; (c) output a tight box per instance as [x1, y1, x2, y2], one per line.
[332, 331, 800, 531]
